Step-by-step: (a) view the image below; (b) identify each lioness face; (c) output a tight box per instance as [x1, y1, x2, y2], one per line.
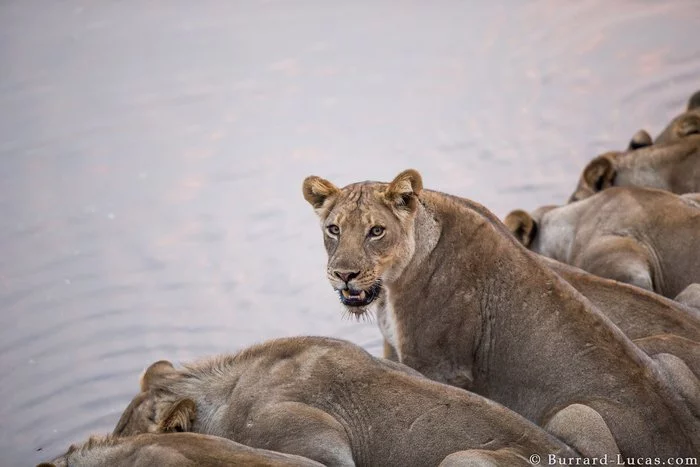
[303, 169, 423, 315]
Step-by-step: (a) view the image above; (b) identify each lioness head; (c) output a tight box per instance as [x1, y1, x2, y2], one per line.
[302, 169, 423, 314]
[112, 360, 195, 436]
[568, 128, 657, 203]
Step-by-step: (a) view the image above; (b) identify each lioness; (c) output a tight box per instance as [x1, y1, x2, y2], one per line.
[567, 135, 700, 202]
[655, 90, 700, 144]
[505, 186, 700, 299]
[38, 432, 323, 467]
[302, 170, 700, 457]
[113, 337, 579, 467]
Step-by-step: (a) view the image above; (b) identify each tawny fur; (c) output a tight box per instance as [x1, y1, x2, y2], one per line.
[507, 186, 700, 299]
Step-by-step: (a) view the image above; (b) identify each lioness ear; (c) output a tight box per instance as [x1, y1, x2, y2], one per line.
[302, 176, 340, 216]
[676, 115, 700, 138]
[582, 156, 616, 194]
[504, 210, 538, 247]
[687, 90, 700, 111]
[385, 169, 423, 214]
[160, 398, 196, 433]
[140, 360, 174, 392]
[627, 129, 652, 150]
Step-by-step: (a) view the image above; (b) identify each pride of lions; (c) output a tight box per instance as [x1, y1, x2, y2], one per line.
[40, 91, 700, 466]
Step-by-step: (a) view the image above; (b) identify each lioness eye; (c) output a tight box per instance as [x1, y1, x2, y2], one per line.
[327, 224, 340, 236]
[369, 226, 385, 237]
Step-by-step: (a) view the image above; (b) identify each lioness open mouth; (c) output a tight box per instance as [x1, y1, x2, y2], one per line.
[337, 283, 381, 308]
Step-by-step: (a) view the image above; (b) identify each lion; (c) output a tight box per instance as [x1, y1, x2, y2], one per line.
[37, 432, 323, 467]
[112, 336, 580, 467]
[655, 90, 700, 144]
[302, 169, 700, 457]
[505, 186, 700, 299]
[567, 135, 700, 202]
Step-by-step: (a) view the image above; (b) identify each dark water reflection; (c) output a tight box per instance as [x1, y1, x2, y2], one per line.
[1, 1, 699, 464]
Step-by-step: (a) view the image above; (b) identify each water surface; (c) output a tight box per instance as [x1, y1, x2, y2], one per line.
[1, 1, 699, 464]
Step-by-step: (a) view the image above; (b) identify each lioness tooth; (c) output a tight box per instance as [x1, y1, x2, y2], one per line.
[359, 290, 366, 300]
[342, 289, 350, 298]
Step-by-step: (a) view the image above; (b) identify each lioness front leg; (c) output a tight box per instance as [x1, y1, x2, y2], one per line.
[578, 237, 653, 291]
[250, 402, 355, 467]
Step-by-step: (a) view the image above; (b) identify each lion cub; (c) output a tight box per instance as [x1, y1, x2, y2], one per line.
[113, 336, 578, 467]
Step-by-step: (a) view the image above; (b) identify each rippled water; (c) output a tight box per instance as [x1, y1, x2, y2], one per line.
[1, 1, 699, 464]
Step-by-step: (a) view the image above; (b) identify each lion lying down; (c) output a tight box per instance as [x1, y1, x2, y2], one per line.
[302, 169, 700, 458]
[112, 336, 579, 467]
[506, 186, 700, 299]
[38, 432, 323, 467]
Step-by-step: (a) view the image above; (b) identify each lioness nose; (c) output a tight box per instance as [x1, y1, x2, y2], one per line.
[334, 270, 359, 283]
